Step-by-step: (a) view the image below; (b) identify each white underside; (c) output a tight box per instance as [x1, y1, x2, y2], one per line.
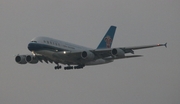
[34, 50, 113, 65]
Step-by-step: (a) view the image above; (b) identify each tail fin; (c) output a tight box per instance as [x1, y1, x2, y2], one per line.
[97, 26, 116, 49]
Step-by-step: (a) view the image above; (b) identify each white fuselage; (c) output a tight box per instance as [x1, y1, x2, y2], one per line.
[28, 36, 113, 65]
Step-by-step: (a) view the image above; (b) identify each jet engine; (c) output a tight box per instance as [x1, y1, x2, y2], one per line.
[15, 55, 27, 64]
[81, 51, 95, 60]
[26, 55, 38, 64]
[111, 48, 125, 58]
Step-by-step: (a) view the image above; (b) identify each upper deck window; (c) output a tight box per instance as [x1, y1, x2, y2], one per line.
[31, 41, 37, 43]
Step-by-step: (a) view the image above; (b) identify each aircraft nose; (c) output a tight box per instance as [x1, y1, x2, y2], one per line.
[28, 43, 39, 51]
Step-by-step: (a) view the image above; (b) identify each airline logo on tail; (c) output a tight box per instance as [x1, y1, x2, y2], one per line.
[104, 36, 112, 48]
[97, 26, 116, 49]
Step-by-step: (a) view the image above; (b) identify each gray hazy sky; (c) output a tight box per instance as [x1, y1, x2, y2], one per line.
[0, 0, 180, 104]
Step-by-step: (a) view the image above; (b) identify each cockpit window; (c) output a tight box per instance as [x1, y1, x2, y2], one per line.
[31, 41, 37, 43]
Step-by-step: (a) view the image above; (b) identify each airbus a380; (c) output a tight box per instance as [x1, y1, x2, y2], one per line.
[15, 26, 167, 70]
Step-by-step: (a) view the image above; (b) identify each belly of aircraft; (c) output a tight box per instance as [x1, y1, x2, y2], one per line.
[34, 50, 113, 65]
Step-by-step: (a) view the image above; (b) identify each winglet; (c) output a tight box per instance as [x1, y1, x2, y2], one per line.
[157, 43, 167, 48]
[164, 43, 167, 48]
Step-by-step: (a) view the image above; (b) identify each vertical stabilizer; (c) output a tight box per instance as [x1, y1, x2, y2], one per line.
[97, 26, 116, 49]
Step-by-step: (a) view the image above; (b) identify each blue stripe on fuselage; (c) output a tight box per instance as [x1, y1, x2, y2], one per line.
[28, 43, 67, 52]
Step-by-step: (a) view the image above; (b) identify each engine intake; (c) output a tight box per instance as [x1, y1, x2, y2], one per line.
[111, 48, 125, 58]
[15, 55, 27, 64]
[81, 51, 95, 60]
[26, 55, 38, 64]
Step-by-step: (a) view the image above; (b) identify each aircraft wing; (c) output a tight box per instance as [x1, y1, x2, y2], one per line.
[90, 43, 167, 58]
[121, 43, 167, 54]
[36, 43, 166, 64]
[122, 43, 167, 50]
[35, 55, 54, 64]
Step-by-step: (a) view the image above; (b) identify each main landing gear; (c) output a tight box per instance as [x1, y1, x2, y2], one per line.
[64, 65, 84, 70]
[74, 65, 84, 69]
[64, 66, 73, 70]
[54, 65, 61, 70]
[54, 65, 85, 70]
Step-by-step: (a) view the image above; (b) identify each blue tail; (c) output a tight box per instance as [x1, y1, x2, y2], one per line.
[97, 26, 116, 49]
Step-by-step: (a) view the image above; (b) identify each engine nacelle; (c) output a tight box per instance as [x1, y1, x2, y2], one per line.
[111, 48, 125, 58]
[15, 55, 27, 64]
[81, 51, 95, 60]
[26, 55, 38, 64]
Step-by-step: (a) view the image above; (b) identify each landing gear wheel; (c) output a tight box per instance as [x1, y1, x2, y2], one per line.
[54, 65, 61, 70]
[74, 65, 85, 69]
[64, 66, 73, 70]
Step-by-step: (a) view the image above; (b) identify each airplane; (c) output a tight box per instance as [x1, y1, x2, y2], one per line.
[15, 26, 167, 70]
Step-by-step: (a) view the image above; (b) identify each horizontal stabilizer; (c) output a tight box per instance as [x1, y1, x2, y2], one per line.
[123, 55, 143, 58]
